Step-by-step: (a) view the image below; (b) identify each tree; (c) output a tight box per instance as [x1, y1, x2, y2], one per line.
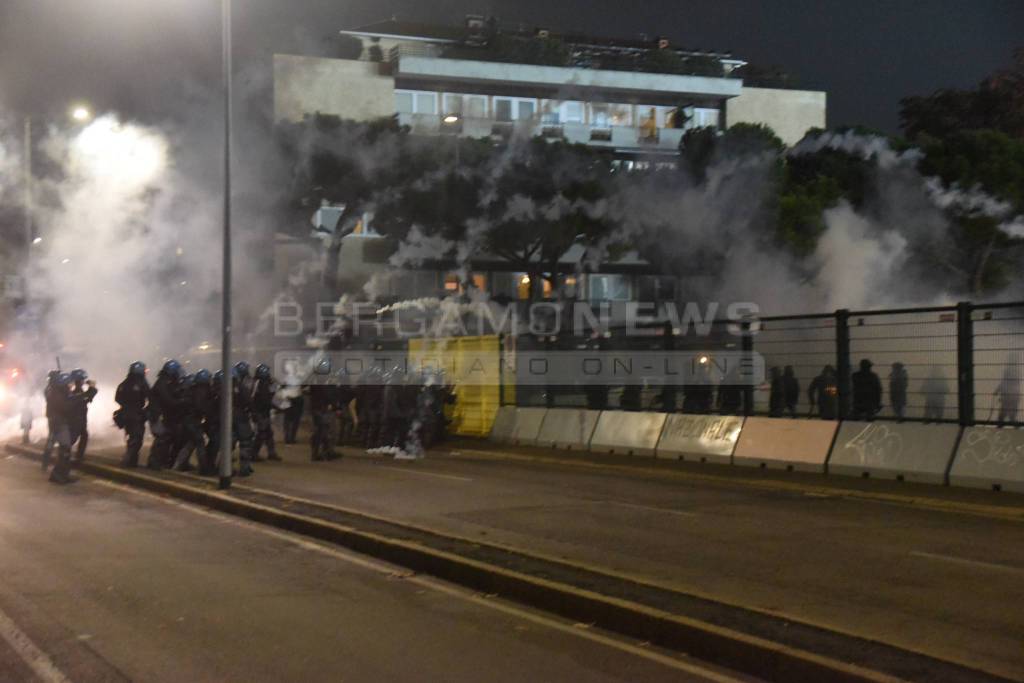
[917, 129, 1024, 293]
[901, 49, 1024, 142]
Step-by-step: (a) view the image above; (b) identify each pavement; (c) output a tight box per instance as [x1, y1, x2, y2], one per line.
[0, 452, 750, 683]
[51, 433, 1024, 682]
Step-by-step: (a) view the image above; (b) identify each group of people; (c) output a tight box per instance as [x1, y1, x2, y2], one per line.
[772, 360, 906, 421]
[40, 369, 98, 484]
[300, 359, 455, 461]
[113, 359, 280, 477]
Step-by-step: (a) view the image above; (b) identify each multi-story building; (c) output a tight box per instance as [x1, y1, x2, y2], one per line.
[274, 16, 825, 148]
[272, 16, 826, 307]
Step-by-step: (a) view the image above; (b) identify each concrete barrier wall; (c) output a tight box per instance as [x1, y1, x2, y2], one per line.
[589, 411, 667, 456]
[536, 409, 601, 450]
[489, 406, 518, 442]
[828, 421, 961, 483]
[950, 426, 1024, 493]
[510, 408, 548, 446]
[733, 418, 838, 472]
[655, 414, 743, 464]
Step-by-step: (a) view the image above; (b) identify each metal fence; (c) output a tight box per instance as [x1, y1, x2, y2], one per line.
[504, 301, 1024, 427]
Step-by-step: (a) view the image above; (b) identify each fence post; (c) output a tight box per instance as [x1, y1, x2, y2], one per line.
[836, 309, 851, 419]
[957, 301, 975, 426]
[741, 321, 754, 417]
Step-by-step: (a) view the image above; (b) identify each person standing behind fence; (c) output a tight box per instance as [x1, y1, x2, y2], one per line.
[782, 366, 799, 418]
[922, 367, 948, 422]
[889, 362, 908, 421]
[851, 359, 883, 421]
[807, 365, 838, 420]
[768, 367, 784, 417]
[995, 364, 1021, 425]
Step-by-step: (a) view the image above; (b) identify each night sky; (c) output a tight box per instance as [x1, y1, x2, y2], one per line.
[2, 0, 1021, 133]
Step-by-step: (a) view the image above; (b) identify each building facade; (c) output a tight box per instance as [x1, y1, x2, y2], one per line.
[274, 17, 826, 148]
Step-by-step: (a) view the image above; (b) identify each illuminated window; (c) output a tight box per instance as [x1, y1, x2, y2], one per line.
[443, 273, 460, 292]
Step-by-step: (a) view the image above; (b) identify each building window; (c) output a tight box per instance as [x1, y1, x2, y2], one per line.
[560, 101, 584, 123]
[518, 100, 535, 120]
[396, 90, 439, 115]
[466, 95, 487, 118]
[693, 107, 719, 128]
[416, 92, 437, 115]
[395, 92, 414, 114]
[589, 274, 632, 301]
[443, 94, 463, 116]
[494, 98, 513, 122]
[590, 103, 632, 128]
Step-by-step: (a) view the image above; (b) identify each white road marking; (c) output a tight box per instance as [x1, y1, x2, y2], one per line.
[909, 551, 1024, 576]
[0, 605, 72, 683]
[378, 466, 473, 482]
[89, 478, 739, 681]
[604, 501, 699, 518]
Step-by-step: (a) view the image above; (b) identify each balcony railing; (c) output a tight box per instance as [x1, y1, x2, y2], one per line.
[396, 112, 689, 151]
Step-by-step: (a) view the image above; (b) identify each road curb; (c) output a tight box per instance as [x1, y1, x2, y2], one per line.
[0, 445, 967, 682]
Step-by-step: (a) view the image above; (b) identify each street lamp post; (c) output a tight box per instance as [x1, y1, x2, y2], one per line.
[218, 0, 234, 490]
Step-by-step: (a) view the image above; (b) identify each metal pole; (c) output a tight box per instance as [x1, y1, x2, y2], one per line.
[835, 309, 851, 419]
[956, 301, 975, 426]
[218, 0, 234, 490]
[23, 118, 32, 299]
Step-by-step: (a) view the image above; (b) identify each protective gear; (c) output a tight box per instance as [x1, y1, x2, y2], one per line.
[181, 374, 195, 389]
[173, 378, 213, 474]
[213, 370, 225, 384]
[233, 361, 251, 378]
[232, 373, 256, 475]
[308, 384, 335, 461]
[147, 369, 187, 469]
[194, 369, 211, 385]
[251, 374, 280, 462]
[161, 360, 183, 379]
[68, 377, 97, 463]
[254, 363, 271, 380]
[70, 368, 88, 383]
[46, 381, 75, 484]
[314, 358, 331, 375]
[129, 361, 146, 376]
[116, 370, 150, 468]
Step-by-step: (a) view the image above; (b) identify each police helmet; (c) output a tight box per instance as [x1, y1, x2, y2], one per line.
[254, 363, 271, 380]
[55, 373, 73, 387]
[314, 358, 332, 375]
[213, 370, 225, 384]
[129, 361, 146, 376]
[47, 370, 60, 384]
[70, 368, 88, 383]
[234, 361, 251, 378]
[162, 359, 183, 379]
[181, 374, 195, 389]
[194, 369, 211, 384]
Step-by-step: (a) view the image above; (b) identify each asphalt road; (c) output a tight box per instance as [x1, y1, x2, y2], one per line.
[74, 437, 1024, 681]
[0, 453, 747, 683]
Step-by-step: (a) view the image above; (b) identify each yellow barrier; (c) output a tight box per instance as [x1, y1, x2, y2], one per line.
[408, 335, 505, 437]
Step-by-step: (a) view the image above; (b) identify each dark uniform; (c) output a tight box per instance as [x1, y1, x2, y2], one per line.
[205, 372, 224, 471]
[68, 372, 97, 462]
[41, 371, 59, 471]
[232, 369, 256, 476]
[782, 366, 799, 419]
[173, 376, 209, 472]
[47, 376, 75, 484]
[147, 362, 187, 470]
[851, 359, 883, 421]
[115, 365, 149, 468]
[308, 384, 336, 460]
[251, 367, 281, 462]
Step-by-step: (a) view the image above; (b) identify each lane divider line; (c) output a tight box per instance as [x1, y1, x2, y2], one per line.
[0, 604, 72, 683]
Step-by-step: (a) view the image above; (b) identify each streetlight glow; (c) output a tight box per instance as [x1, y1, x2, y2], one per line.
[71, 105, 93, 123]
[32, 236, 42, 245]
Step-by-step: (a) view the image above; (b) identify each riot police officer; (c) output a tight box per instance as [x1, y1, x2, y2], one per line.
[206, 370, 225, 472]
[68, 368, 98, 463]
[252, 363, 281, 462]
[147, 360, 186, 470]
[41, 370, 60, 471]
[47, 374, 76, 484]
[172, 374, 209, 472]
[232, 361, 256, 476]
[308, 358, 336, 461]
[115, 361, 149, 468]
